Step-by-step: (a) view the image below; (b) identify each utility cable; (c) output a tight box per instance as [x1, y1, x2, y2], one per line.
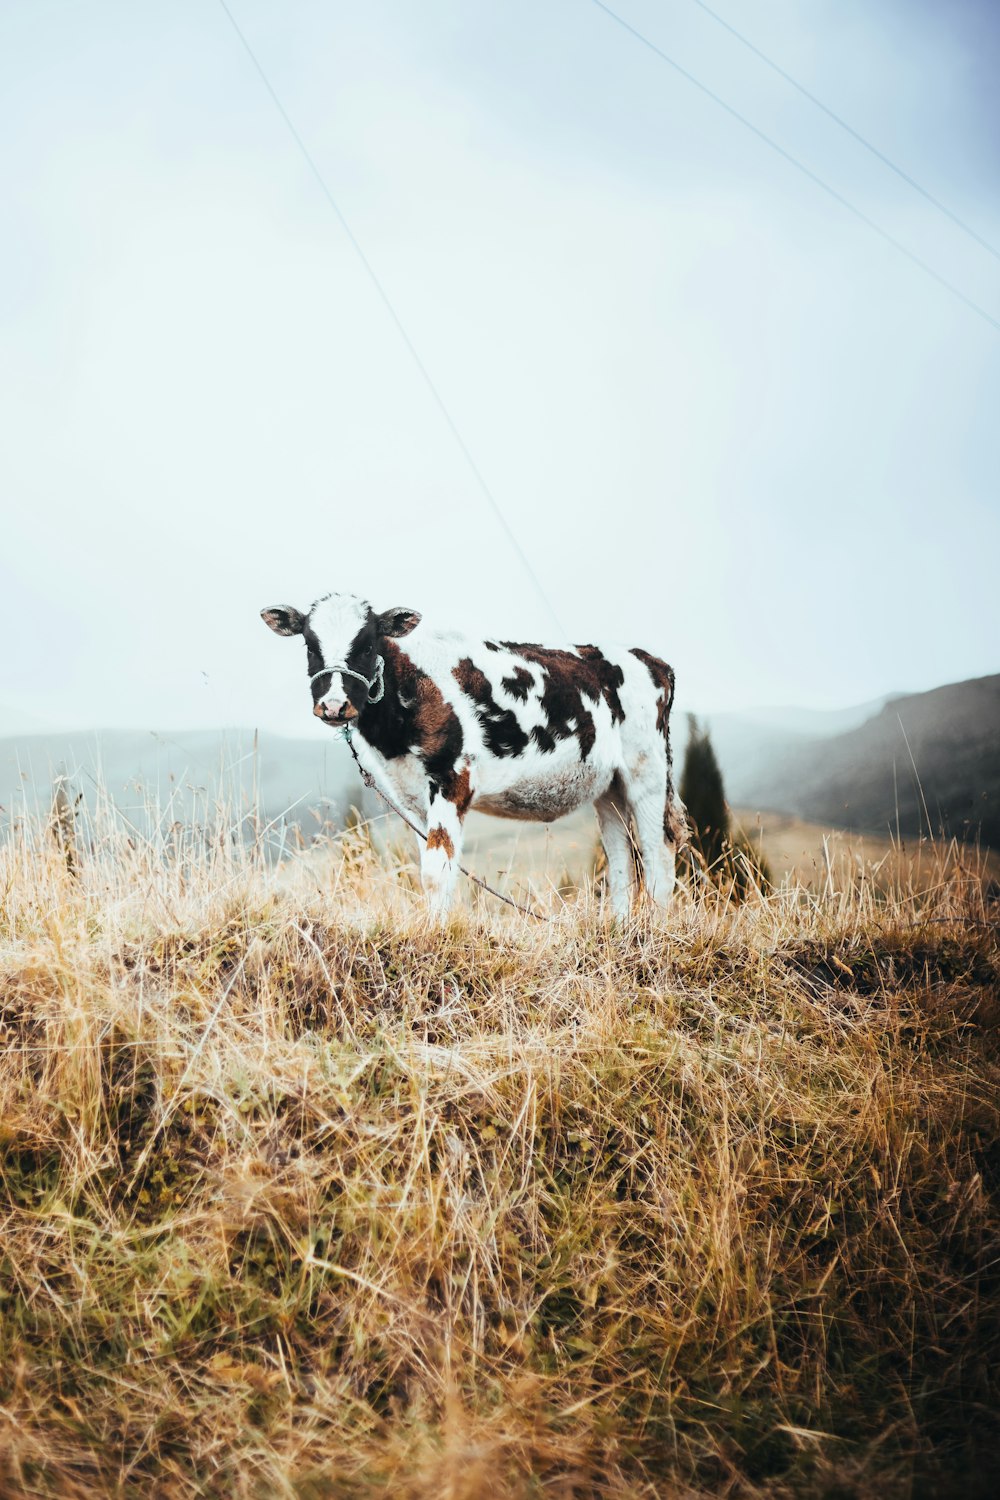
[590, 0, 1000, 335]
[687, 0, 1000, 264]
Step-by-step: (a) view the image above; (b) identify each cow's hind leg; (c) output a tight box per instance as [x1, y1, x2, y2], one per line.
[626, 767, 677, 911]
[595, 780, 636, 919]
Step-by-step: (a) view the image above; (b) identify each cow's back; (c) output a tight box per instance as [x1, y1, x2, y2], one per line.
[390, 630, 668, 817]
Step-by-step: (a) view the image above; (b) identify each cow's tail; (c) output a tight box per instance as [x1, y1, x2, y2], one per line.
[665, 784, 689, 850]
[662, 668, 689, 851]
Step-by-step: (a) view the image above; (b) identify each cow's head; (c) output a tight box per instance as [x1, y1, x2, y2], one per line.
[261, 593, 421, 726]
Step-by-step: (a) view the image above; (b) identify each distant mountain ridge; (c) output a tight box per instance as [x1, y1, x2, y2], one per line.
[709, 693, 899, 744]
[702, 694, 898, 805]
[723, 674, 1000, 847]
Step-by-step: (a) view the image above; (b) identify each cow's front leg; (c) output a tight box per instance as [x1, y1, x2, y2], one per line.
[420, 789, 466, 916]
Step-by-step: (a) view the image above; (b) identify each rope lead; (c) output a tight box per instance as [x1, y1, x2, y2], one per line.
[339, 726, 550, 922]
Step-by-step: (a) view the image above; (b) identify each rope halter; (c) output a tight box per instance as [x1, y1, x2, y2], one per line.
[309, 655, 385, 705]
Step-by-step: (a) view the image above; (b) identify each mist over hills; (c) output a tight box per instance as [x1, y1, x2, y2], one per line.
[701, 694, 899, 804]
[713, 675, 1000, 847]
[2, 674, 997, 848]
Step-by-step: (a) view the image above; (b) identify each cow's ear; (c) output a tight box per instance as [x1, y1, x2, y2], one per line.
[376, 606, 421, 638]
[261, 606, 305, 637]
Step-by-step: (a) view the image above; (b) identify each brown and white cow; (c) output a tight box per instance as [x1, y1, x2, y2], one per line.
[262, 593, 686, 916]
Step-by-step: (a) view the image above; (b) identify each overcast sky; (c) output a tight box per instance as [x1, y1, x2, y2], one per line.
[1, 0, 998, 736]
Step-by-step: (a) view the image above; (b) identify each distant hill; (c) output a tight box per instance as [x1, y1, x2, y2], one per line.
[730, 675, 1000, 846]
[701, 694, 897, 805]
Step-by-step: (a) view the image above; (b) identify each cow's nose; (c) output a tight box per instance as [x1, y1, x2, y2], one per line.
[314, 698, 356, 723]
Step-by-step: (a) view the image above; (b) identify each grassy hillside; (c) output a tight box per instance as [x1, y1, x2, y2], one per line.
[1, 808, 998, 1498]
[736, 674, 1000, 847]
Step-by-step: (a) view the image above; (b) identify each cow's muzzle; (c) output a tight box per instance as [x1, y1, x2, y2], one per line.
[315, 699, 358, 725]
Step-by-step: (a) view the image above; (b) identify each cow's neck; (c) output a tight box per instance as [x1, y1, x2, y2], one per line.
[354, 639, 417, 760]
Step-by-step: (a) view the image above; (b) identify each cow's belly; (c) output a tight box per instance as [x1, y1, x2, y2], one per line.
[473, 762, 611, 823]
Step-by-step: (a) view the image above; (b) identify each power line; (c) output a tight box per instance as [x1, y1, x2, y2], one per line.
[214, 0, 566, 638]
[589, 0, 1000, 336]
[687, 0, 1000, 264]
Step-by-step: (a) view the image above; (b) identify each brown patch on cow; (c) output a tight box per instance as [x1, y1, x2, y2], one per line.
[452, 656, 488, 699]
[494, 642, 626, 760]
[448, 763, 474, 816]
[501, 666, 534, 702]
[508, 642, 626, 724]
[413, 672, 458, 755]
[426, 825, 455, 859]
[573, 645, 627, 723]
[629, 648, 675, 733]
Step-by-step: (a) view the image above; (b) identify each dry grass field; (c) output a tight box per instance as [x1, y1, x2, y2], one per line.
[1, 798, 998, 1498]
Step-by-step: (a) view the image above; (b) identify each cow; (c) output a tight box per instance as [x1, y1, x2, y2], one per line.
[261, 593, 686, 916]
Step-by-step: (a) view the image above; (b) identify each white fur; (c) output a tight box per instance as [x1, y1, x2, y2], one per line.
[342, 615, 678, 918]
